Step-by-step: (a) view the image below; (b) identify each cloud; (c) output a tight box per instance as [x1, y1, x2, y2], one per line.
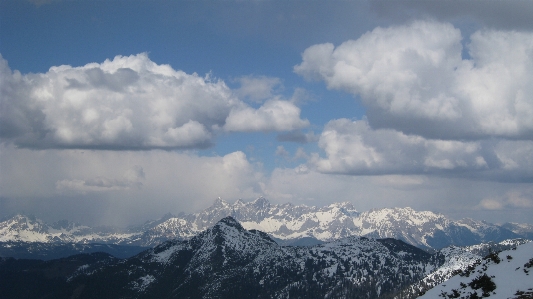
[370, 0, 533, 31]
[0, 53, 308, 150]
[309, 118, 533, 180]
[224, 99, 309, 132]
[1, 140, 531, 226]
[295, 20, 533, 140]
[0, 144, 265, 226]
[294, 147, 308, 160]
[275, 145, 289, 157]
[477, 190, 533, 210]
[56, 165, 145, 194]
[259, 165, 533, 224]
[235, 76, 282, 103]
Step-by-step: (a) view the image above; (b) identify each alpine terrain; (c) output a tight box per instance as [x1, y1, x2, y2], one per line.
[1, 216, 531, 299]
[1, 216, 442, 298]
[1, 198, 529, 256]
[418, 241, 533, 298]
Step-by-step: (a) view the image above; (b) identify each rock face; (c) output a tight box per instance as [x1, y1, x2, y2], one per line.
[0, 198, 527, 250]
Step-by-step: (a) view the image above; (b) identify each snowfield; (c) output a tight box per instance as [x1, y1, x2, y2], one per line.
[418, 241, 533, 299]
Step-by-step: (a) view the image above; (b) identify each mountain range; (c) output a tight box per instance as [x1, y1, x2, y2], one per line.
[1, 198, 531, 253]
[1, 216, 530, 299]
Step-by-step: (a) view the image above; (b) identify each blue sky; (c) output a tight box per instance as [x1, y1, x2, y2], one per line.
[1, 0, 532, 226]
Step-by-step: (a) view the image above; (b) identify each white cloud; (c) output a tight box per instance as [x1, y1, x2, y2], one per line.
[477, 198, 504, 210]
[235, 75, 282, 103]
[275, 145, 289, 157]
[310, 118, 532, 178]
[294, 147, 308, 160]
[295, 20, 533, 140]
[0, 53, 308, 150]
[224, 98, 309, 132]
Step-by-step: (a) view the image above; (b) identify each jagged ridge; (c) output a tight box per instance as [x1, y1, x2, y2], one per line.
[0, 198, 529, 250]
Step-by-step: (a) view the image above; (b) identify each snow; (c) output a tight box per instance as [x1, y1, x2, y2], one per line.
[419, 241, 533, 299]
[130, 274, 156, 292]
[151, 242, 188, 264]
[315, 211, 336, 225]
[1, 199, 531, 250]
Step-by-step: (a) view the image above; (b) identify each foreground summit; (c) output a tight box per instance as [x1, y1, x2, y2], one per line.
[1, 216, 442, 299]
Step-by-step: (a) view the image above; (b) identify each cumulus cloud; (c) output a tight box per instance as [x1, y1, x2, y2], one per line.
[235, 75, 282, 103]
[295, 20, 533, 140]
[309, 118, 533, 179]
[224, 98, 309, 132]
[0, 53, 308, 150]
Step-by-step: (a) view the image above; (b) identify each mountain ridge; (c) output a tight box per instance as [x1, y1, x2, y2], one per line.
[0, 216, 530, 299]
[0, 198, 530, 250]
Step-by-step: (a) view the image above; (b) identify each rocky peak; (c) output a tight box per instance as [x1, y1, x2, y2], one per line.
[216, 216, 243, 230]
[212, 197, 229, 208]
[251, 197, 270, 209]
[233, 199, 245, 207]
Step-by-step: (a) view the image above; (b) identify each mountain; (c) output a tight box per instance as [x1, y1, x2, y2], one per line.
[129, 198, 526, 249]
[0, 241, 147, 260]
[402, 239, 530, 298]
[0, 198, 528, 251]
[0, 216, 442, 299]
[1, 217, 530, 299]
[0, 252, 120, 298]
[0, 214, 137, 244]
[500, 222, 533, 240]
[417, 241, 533, 299]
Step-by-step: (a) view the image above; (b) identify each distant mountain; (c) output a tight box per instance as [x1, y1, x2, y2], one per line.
[0, 214, 137, 244]
[417, 241, 533, 299]
[500, 222, 533, 240]
[0, 198, 530, 251]
[124, 198, 530, 249]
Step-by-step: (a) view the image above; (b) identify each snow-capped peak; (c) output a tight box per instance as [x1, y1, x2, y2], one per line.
[0, 198, 528, 249]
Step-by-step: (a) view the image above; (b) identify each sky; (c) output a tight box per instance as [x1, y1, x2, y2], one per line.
[1, 0, 532, 227]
